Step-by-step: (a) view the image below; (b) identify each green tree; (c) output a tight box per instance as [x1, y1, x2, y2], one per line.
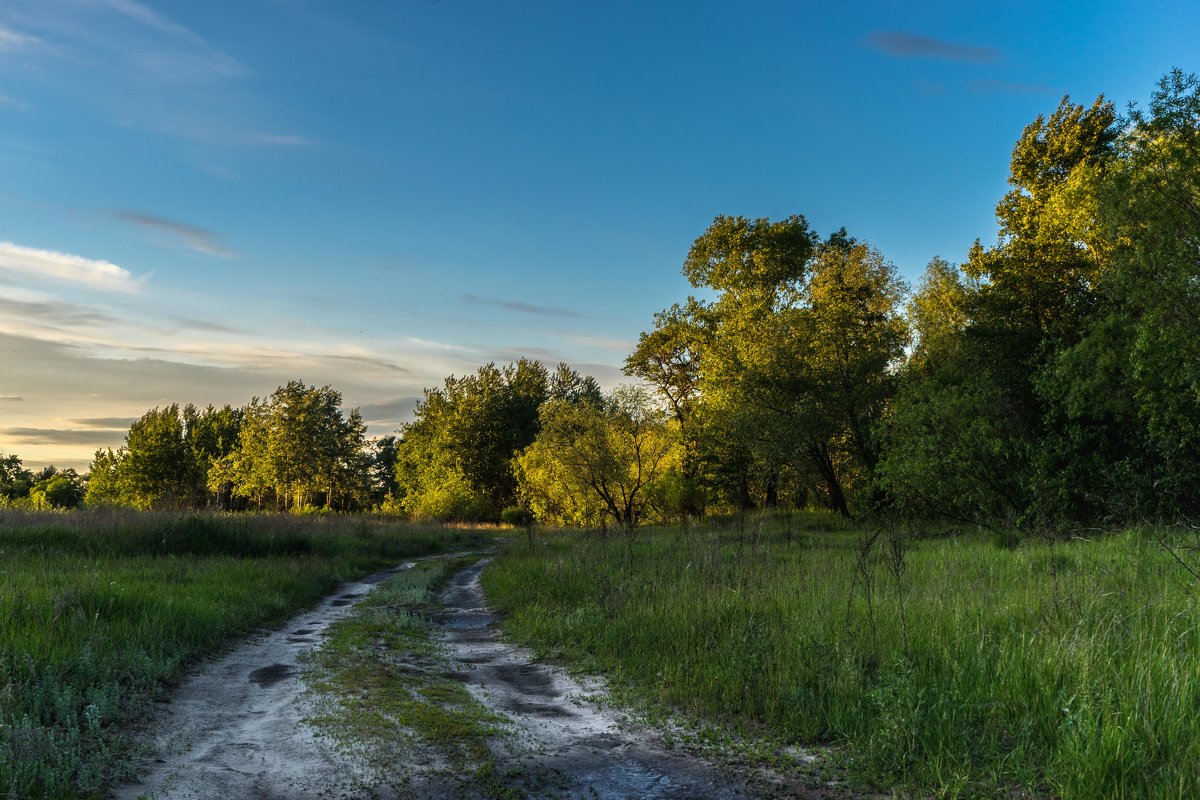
[515, 386, 680, 528]
[673, 217, 907, 516]
[118, 405, 195, 509]
[217, 381, 369, 510]
[84, 448, 123, 507]
[184, 404, 242, 508]
[29, 468, 85, 509]
[395, 359, 569, 520]
[0, 452, 33, 504]
[1045, 70, 1200, 518]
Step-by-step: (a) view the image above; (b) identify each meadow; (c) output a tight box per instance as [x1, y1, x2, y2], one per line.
[484, 515, 1200, 799]
[0, 509, 488, 800]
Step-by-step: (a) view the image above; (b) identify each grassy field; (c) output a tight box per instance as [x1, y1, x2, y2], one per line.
[0, 509, 489, 800]
[483, 514, 1200, 799]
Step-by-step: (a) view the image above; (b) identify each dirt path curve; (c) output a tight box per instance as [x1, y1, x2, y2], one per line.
[114, 562, 421, 800]
[432, 558, 783, 800]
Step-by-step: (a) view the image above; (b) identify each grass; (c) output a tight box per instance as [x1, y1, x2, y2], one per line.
[304, 557, 519, 798]
[483, 514, 1200, 799]
[0, 509, 490, 800]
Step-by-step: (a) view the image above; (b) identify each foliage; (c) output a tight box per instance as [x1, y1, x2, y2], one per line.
[395, 360, 599, 521]
[0, 452, 34, 503]
[515, 386, 681, 528]
[634, 217, 907, 517]
[214, 382, 369, 511]
[499, 506, 533, 527]
[877, 71, 1200, 527]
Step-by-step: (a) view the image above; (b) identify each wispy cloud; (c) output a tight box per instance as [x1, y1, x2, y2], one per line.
[0, 23, 40, 51]
[169, 315, 245, 334]
[865, 31, 1000, 64]
[2, 426, 125, 445]
[245, 132, 310, 147]
[0, 294, 120, 330]
[3, 0, 243, 82]
[0, 395, 23, 402]
[86, 0, 244, 79]
[969, 79, 1055, 95]
[406, 336, 475, 353]
[358, 397, 420, 425]
[0, 241, 142, 292]
[563, 334, 631, 352]
[463, 293, 588, 320]
[0, 92, 29, 110]
[70, 417, 136, 428]
[112, 210, 234, 257]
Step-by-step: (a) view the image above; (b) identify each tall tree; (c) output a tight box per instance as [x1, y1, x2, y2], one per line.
[216, 381, 368, 510]
[671, 217, 906, 515]
[117, 405, 195, 509]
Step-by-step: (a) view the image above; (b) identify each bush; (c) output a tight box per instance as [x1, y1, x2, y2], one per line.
[500, 506, 534, 527]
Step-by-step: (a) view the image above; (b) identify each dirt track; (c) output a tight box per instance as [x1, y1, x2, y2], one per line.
[114, 564, 415, 800]
[116, 557, 853, 799]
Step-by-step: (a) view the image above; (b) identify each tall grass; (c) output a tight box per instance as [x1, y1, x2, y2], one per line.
[0, 509, 489, 800]
[483, 516, 1200, 798]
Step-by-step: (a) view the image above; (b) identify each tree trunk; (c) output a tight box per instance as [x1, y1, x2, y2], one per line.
[808, 441, 850, 517]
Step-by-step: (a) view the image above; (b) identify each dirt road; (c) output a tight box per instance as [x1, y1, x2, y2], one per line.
[117, 557, 850, 799]
[114, 564, 416, 800]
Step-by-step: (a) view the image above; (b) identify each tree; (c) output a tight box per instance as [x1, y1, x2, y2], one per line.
[216, 381, 368, 511]
[29, 468, 85, 509]
[671, 217, 907, 516]
[515, 386, 681, 528]
[367, 435, 400, 506]
[0, 453, 33, 504]
[394, 360, 594, 520]
[906, 256, 975, 371]
[1045, 70, 1200, 518]
[118, 405, 195, 509]
[84, 448, 123, 507]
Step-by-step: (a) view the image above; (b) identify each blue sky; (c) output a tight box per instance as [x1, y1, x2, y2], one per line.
[1, 0, 1196, 469]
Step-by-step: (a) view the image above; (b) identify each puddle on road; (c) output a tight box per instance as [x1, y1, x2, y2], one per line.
[248, 663, 294, 687]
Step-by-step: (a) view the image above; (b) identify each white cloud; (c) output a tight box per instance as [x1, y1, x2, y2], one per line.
[0, 241, 143, 292]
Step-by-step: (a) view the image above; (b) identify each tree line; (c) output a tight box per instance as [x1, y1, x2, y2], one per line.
[81, 382, 391, 511]
[3, 71, 1195, 530]
[621, 70, 1200, 529]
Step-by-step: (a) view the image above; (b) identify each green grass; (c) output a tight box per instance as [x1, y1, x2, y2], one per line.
[483, 515, 1200, 799]
[0, 509, 490, 800]
[304, 557, 516, 798]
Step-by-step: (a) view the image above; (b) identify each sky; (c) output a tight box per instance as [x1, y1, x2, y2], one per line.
[1, 0, 1197, 471]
